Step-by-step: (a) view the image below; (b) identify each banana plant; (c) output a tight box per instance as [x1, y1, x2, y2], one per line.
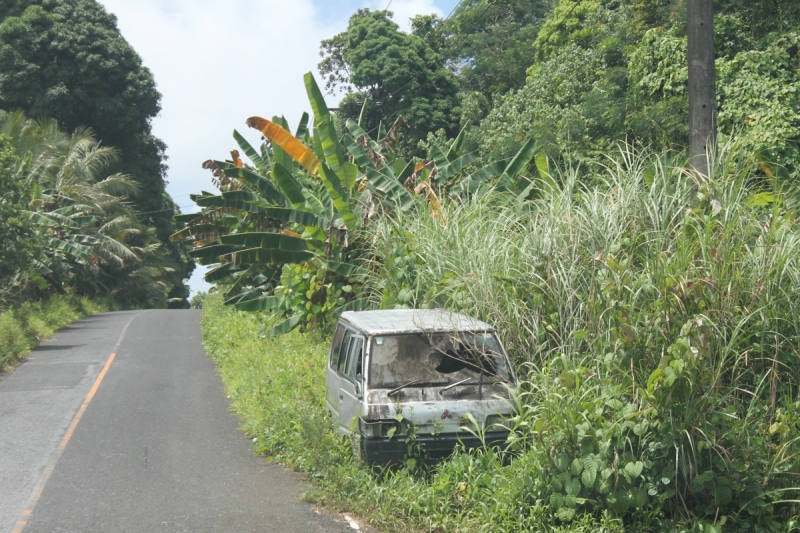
[174, 73, 545, 334]
[172, 73, 421, 335]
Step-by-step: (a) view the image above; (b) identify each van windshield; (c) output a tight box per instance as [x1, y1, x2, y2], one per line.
[369, 332, 512, 389]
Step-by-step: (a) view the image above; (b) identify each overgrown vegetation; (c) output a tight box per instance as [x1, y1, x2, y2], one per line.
[0, 293, 110, 368]
[0, 0, 194, 299]
[0, 0, 193, 309]
[188, 0, 800, 530]
[0, 112, 188, 309]
[201, 141, 800, 530]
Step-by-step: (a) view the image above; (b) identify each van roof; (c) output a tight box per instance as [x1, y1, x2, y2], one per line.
[339, 309, 495, 335]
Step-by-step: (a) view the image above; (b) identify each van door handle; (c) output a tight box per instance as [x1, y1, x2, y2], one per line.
[339, 394, 343, 401]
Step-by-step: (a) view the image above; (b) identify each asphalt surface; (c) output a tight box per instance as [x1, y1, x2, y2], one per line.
[0, 310, 354, 533]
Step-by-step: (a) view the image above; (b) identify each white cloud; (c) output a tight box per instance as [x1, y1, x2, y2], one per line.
[97, 0, 445, 295]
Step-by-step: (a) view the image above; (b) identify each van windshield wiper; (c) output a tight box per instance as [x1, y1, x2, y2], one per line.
[387, 378, 422, 397]
[440, 377, 473, 393]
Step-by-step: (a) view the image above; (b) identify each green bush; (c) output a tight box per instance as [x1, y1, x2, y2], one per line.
[0, 294, 110, 368]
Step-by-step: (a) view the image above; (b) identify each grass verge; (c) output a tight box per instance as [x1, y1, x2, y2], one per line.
[0, 294, 112, 369]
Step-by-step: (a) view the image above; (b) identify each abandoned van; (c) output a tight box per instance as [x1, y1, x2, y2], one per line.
[326, 309, 517, 464]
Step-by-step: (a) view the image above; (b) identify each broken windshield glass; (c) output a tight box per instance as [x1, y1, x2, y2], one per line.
[369, 332, 511, 389]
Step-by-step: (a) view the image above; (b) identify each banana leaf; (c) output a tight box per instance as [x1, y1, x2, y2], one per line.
[187, 244, 241, 259]
[301, 189, 327, 218]
[315, 115, 346, 176]
[234, 296, 280, 312]
[219, 232, 308, 251]
[365, 167, 416, 213]
[447, 126, 467, 159]
[436, 152, 480, 184]
[341, 161, 359, 191]
[221, 190, 262, 203]
[344, 119, 383, 156]
[504, 138, 537, 178]
[193, 194, 266, 214]
[228, 247, 315, 266]
[466, 161, 506, 182]
[342, 135, 376, 171]
[272, 163, 307, 208]
[431, 145, 450, 173]
[231, 168, 287, 206]
[303, 72, 330, 120]
[265, 314, 302, 337]
[225, 285, 262, 305]
[170, 224, 226, 242]
[258, 207, 322, 227]
[246, 116, 320, 175]
[295, 112, 310, 140]
[204, 263, 240, 283]
[318, 162, 357, 231]
[222, 265, 262, 300]
[233, 129, 268, 169]
[396, 160, 415, 184]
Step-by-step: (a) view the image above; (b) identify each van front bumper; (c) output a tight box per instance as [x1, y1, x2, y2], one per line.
[360, 430, 509, 465]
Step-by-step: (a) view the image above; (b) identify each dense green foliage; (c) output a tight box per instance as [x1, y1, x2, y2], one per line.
[321, 1, 799, 181]
[443, 0, 552, 110]
[319, 9, 461, 155]
[203, 146, 800, 531]
[475, 0, 800, 175]
[369, 146, 800, 530]
[176, 73, 543, 335]
[0, 0, 193, 301]
[0, 136, 36, 288]
[0, 293, 110, 368]
[0, 112, 186, 309]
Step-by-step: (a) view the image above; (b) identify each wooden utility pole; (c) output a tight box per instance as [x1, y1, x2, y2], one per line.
[687, 0, 716, 178]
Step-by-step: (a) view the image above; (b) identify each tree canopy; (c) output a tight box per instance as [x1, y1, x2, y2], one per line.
[319, 9, 461, 156]
[0, 0, 192, 304]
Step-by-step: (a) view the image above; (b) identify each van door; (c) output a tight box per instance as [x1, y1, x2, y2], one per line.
[326, 324, 348, 420]
[338, 334, 365, 435]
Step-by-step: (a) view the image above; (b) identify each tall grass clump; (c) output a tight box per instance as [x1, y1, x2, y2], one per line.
[0, 294, 110, 368]
[365, 143, 800, 530]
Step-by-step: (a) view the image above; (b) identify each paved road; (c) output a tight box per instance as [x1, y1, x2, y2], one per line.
[0, 310, 353, 533]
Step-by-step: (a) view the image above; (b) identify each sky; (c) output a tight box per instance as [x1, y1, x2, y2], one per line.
[97, 0, 460, 296]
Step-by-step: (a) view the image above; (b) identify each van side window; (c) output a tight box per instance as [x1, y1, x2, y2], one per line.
[346, 337, 364, 380]
[337, 330, 352, 374]
[329, 324, 345, 368]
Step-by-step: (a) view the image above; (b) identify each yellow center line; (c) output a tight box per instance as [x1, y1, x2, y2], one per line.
[11, 312, 139, 533]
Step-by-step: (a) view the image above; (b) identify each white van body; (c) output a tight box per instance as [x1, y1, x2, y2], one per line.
[326, 309, 517, 464]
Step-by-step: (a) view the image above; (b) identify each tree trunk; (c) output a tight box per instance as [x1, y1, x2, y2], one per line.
[687, 0, 716, 178]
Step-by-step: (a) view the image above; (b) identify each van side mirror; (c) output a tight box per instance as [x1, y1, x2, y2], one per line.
[355, 380, 363, 399]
